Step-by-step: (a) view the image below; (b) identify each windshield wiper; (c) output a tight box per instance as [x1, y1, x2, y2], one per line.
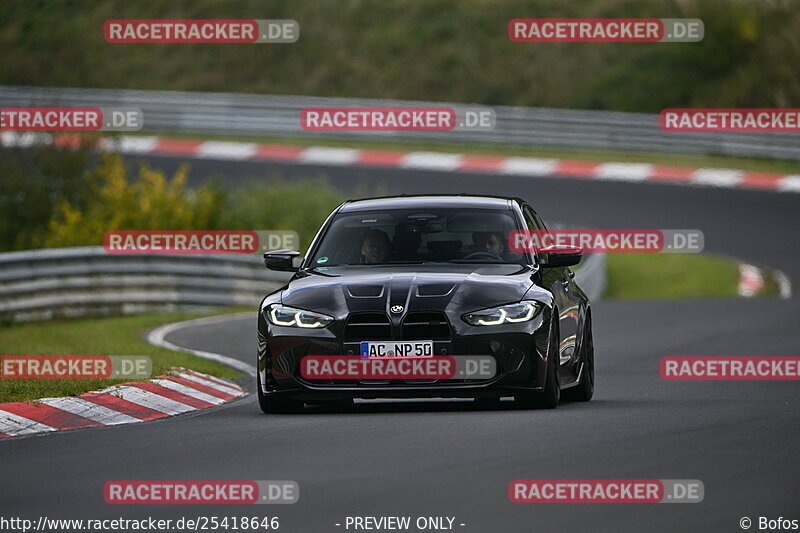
[309, 261, 427, 268]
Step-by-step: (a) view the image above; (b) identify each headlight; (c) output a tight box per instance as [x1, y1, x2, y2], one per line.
[267, 304, 333, 328]
[462, 302, 541, 326]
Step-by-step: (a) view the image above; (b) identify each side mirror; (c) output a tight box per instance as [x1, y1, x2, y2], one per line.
[264, 249, 302, 272]
[540, 245, 582, 268]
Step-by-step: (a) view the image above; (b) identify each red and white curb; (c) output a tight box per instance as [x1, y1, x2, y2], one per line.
[0, 369, 245, 439]
[2, 132, 799, 194]
[737, 263, 792, 298]
[738, 264, 766, 297]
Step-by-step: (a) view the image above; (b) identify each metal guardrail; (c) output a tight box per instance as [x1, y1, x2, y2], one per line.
[0, 247, 604, 323]
[1, 86, 799, 161]
[574, 252, 606, 302]
[0, 247, 290, 322]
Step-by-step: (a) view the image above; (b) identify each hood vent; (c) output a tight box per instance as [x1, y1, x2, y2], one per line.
[346, 285, 385, 298]
[416, 283, 456, 297]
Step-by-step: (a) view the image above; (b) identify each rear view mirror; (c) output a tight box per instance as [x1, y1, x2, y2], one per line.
[264, 249, 302, 272]
[540, 245, 582, 268]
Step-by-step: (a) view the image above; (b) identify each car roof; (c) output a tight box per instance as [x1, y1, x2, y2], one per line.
[338, 194, 519, 212]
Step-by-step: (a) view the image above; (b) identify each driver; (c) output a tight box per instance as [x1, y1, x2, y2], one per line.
[472, 231, 505, 258]
[361, 229, 391, 264]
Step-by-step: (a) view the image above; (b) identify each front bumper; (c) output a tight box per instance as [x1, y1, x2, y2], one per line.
[258, 309, 552, 401]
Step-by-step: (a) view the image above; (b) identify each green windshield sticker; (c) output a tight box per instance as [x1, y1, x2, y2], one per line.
[317, 256, 329, 264]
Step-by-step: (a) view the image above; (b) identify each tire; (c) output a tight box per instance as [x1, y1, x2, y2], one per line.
[516, 320, 560, 409]
[257, 374, 304, 414]
[563, 314, 594, 402]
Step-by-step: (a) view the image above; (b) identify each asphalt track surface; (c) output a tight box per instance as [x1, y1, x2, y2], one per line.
[2, 153, 799, 533]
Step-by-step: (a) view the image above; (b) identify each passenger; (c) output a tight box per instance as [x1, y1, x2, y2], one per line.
[361, 229, 391, 264]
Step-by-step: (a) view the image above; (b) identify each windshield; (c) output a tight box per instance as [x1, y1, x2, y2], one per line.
[309, 207, 527, 267]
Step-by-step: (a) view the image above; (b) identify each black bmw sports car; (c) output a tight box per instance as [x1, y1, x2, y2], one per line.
[257, 195, 594, 413]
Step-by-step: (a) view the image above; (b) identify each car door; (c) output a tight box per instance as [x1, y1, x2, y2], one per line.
[522, 205, 582, 384]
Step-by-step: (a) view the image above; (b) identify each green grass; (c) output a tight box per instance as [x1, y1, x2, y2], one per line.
[604, 253, 776, 299]
[0, 309, 249, 404]
[1, 1, 798, 114]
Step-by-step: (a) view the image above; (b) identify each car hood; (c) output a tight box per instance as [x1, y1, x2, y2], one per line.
[280, 264, 549, 317]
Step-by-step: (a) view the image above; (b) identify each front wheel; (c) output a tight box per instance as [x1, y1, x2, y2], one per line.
[257, 375, 304, 414]
[563, 314, 594, 402]
[516, 321, 560, 409]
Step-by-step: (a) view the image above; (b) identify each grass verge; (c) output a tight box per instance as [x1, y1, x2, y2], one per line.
[604, 253, 777, 299]
[0, 309, 248, 404]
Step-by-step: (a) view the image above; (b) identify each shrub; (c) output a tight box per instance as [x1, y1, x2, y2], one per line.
[41, 154, 227, 248]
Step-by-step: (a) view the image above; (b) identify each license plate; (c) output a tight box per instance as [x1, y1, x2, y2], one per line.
[360, 341, 433, 359]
